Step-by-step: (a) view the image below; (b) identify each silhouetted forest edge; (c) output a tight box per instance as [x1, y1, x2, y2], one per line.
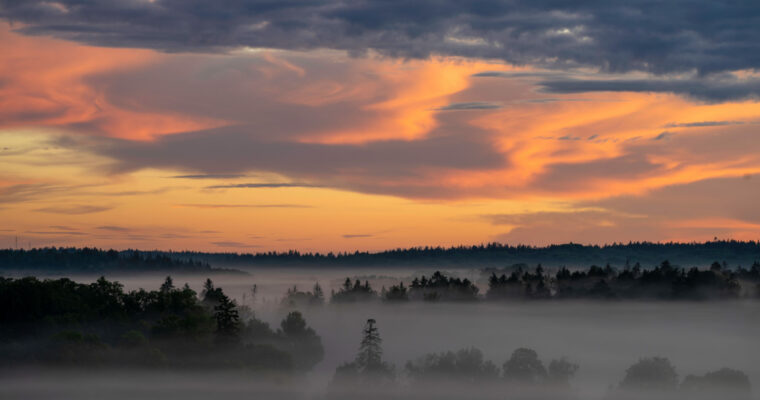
[0, 248, 246, 275]
[3, 240, 760, 272]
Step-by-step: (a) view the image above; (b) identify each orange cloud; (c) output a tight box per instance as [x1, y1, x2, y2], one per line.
[0, 24, 223, 140]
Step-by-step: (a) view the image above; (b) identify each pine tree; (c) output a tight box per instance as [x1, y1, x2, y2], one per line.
[160, 276, 174, 293]
[313, 282, 324, 302]
[202, 278, 214, 298]
[330, 318, 394, 389]
[213, 293, 240, 345]
[357, 319, 383, 371]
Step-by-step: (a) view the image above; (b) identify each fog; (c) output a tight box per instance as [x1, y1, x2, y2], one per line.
[3, 267, 758, 399]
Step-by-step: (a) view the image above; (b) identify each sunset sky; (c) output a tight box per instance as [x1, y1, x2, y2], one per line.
[1, 1, 760, 252]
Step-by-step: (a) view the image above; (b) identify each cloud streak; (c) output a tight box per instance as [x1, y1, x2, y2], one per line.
[33, 205, 112, 215]
[205, 183, 320, 190]
[435, 102, 502, 111]
[536, 77, 760, 103]
[177, 203, 313, 208]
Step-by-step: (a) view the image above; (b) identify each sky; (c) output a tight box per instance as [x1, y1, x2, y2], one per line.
[1, 1, 760, 252]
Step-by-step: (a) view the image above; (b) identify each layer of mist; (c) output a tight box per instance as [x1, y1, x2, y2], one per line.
[2, 269, 757, 399]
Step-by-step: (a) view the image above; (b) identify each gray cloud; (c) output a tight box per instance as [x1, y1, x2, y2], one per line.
[3, 1, 760, 79]
[664, 120, 746, 128]
[487, 176, 760, 244]
[212, 241, 261, 248]
[0, 184, 69, 204]
[27, 230, 87, 236]
[536, 77, 760, 102]
[177, 203, 313, 208]
[586, 176, 760, 224]
[530, 153, 667, 192]
[653, 131, 672, 141]
[49, 225, 77, 231]
[96, 225, 131, 232]
[342, 234, 374, 239]
[206, 183, 320, 189]
[171, 174, 247, 179]
[33, 205, 111, 214]
[435, 102, 502, 111]
[61, 121, 505, 198]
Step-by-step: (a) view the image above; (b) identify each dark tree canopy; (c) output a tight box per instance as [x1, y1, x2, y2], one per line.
[619, 357, 679, 392]
[503, 348, 548, 384]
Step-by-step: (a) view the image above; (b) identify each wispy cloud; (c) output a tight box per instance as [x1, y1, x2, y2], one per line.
[27, 230, 87, 236]
[537, 77, 760, 103]
[653, 131, 673, 141]
[664, 120, 746, 128]
[171, 174, 247, 179]
[342, 233, 374, 239]
[34, 205, 111, 214]
[177, 203, 313, 209]
[206, 183, 321, 189]
[96, 225, 131, 232]
[49, 225, 77, 231]
[435, 102, 501, 111]
[211, 241, 261, 248]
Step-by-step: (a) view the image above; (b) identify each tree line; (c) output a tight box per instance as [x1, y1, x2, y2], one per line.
[0, 247, 241, 274]
[279, 261, 760, 305]
[153, 240, 760, 268]
[5, 240, 760, 271]
[0, 276, 322, 371]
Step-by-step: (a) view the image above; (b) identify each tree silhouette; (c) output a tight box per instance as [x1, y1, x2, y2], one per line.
[331, 318, 393, 387]
[313, 282, 324, 303]
[681, 368, 751, 399]
[160, 276, 174, 293]
[275, 311, 324, 370]
[548, 357, 580, 386]
[356, 319, 384, 372]
[406, 347, 499, 384]
[503, 348, 548, 384]
[619, 357, 678, 392]
[213, 292, 240, 345]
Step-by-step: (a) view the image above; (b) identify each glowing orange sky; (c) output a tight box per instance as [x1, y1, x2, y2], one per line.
[2, 24, 760, 252]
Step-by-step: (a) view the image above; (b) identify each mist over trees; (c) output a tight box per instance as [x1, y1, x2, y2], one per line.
[0, 275, 754, 399]
[281, 283, 325, 308]
[405, 347, 500, 384]
[331, 278, 378, 303]
[327, 320, 749, 400]
[331, 262, 760, 304]
[486, 260, 759, 301]
[608, 357, 752, 400]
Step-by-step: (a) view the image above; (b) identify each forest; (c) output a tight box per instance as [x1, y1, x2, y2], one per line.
[0, 275, 752, 399]
[3, 240, 760, 272]
[0, 276, 321, 371]
[162, 240, 760, 268]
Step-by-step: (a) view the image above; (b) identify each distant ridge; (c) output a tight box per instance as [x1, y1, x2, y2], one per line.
[3, 240, 757, 271]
